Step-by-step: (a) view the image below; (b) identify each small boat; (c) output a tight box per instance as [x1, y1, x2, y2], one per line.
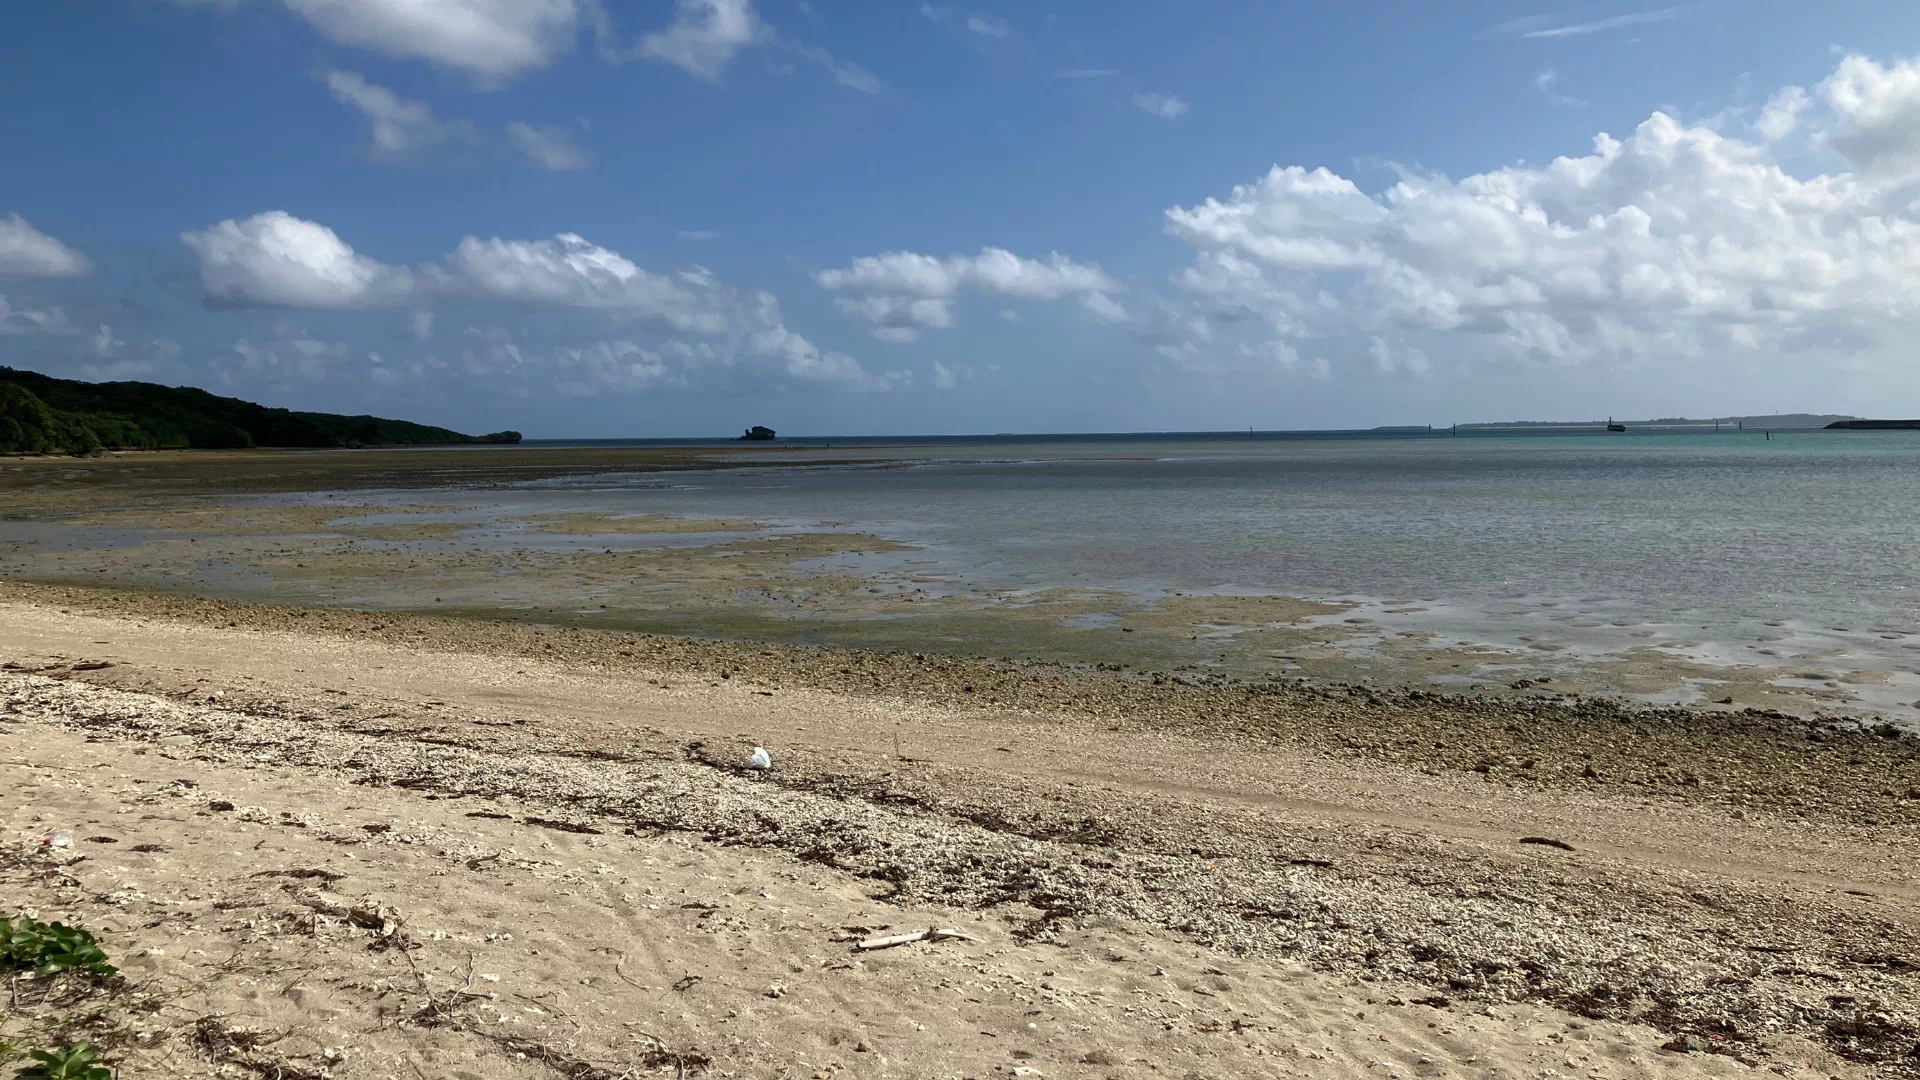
[1606, 417, 1626, 433]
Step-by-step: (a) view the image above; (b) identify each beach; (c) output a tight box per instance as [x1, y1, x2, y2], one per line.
[6, 437, 1920, 724]
[2, 446, 1918, 1077]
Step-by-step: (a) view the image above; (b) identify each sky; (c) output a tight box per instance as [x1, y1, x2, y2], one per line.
[5, 2, 1920, 437]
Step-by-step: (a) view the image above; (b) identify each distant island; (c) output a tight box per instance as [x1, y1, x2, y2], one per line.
[0, 367, 520, 455]
[738, 425, 777, 441]
[1381, 414, 1860, 431]
[1825, 419, 1920, 430]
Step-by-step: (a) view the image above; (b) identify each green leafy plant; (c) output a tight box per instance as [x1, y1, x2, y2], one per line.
[0, 917, 116, 980]
[14, 1043, 111, 1080]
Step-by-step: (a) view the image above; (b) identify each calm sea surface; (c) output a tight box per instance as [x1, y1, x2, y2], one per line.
[501, 428, 1920, 714]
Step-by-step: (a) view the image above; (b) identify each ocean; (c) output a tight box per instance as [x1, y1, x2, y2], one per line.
[497, 427, 1920, 718]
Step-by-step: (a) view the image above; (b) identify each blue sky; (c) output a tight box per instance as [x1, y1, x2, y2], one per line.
[5, 2, 1920, 436]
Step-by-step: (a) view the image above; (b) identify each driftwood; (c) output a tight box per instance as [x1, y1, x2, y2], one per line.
[853, 927, 975, 951]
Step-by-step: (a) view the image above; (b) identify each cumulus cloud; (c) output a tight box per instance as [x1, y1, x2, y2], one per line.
[1133, 92, 1189, 119]
[1755, 85, 1809, 141]
[0, 214, 92, 277]
[324, 70, 472, 159]
[506, 121, 593, 171]
[831, 295, 954, 342]
[175, 213, 881, 391]
[278, 0, 593, 84]
[441, 239, 883, 384]
[814, 248, 1125, 341]
[1156, 54, 1920, 377]
[1817, 54, 1920, 175]
[638, 0, 761, 81]
[432, 233, 728, 333]
[181, 211, 414, 308]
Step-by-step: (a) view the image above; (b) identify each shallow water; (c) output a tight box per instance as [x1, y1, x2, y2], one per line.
[11, 427, 1918, 720]
[490, 429, 1920, 716]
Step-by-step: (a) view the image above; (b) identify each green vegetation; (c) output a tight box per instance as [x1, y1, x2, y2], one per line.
[0, 917, 115, 981]
[2, 918, 118, 1078]
[12, 1043, 111, 1080]
[0, 367, 520, 454]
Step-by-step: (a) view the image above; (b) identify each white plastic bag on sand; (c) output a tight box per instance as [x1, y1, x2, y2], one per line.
[745, 746, 772, 771]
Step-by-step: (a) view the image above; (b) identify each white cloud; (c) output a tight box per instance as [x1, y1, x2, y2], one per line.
[182, 211, 414, 308]
[1133, 92, 1189, 119]
[779, 39, 883, 94]
[1056, 68, 1116, 79]
[1817, 54, 1920, 175]
[279, 0, 593, 84]
[324, 70, 471, 159]
[0, 214, 92, 277]
[832, 295, 954, 341]
[176, 214, 865, 386]
[435, 231, 882, 387]
[225, 332, 352, 382]
[89, 324, 125, 359]
[638, 0, 760, 81]
[10, 326, 182, 382]
[966, 13, 1008, 37]
[506, 121, 593, 171]
[1367, 336, 1431, 377]
[1481, 14, 1556, 37]
[619, 0, 877, 92]
[817, 248, 1120, 299]
[409, 310, 435, 340]
[1754, 85, 1809, 141]
[456, 326, 887, 393]
[919, 4, 950, 22]
[815, 248, 1125, 341]
[678, 229, 722, 241]
[931, 360, 958, 389]
[1533, 68, 1587, 108]
[433, 233, 726, 332]
[1078, 292, 1129, 323]
[1511, 6, 1690, 39]
[0, 295, 75, 335]
[1157, 55, 1920, 377]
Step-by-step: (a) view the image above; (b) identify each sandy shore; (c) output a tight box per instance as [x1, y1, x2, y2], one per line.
[3, 583, 1918, 1078]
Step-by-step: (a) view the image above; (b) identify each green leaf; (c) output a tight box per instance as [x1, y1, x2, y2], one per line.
[14, 1041, 111, 1079]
